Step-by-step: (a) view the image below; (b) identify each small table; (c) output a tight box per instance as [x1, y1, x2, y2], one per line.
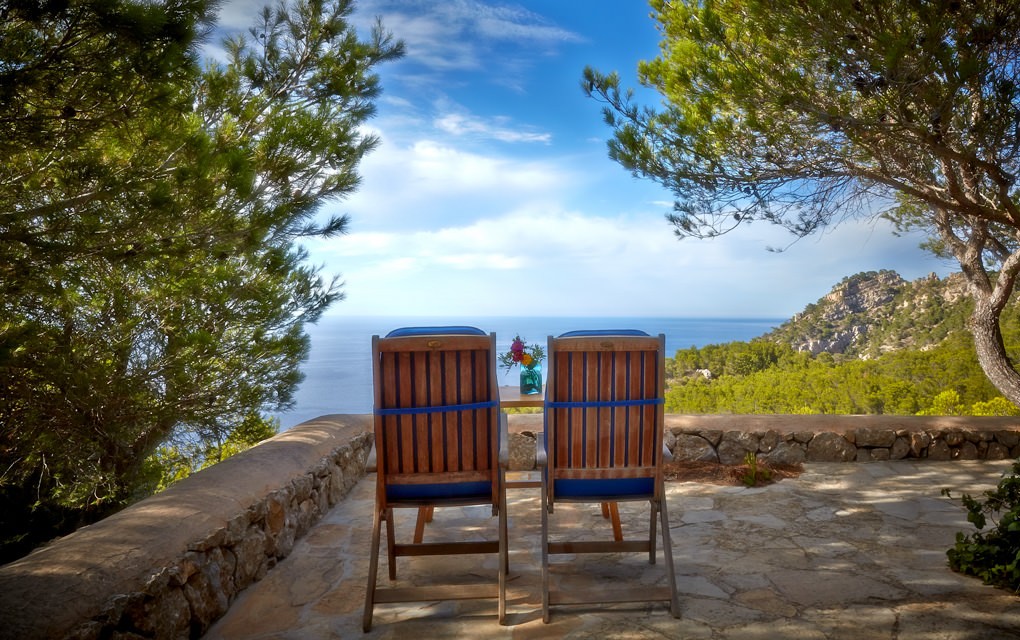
[498, 385, 544, 409]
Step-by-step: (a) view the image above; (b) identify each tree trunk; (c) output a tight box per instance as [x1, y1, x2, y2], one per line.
[938, 213, 1020, 408]
[969, 296, 1020, 406]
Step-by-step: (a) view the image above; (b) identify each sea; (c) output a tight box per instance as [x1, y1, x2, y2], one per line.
[269, 316, 785, 430]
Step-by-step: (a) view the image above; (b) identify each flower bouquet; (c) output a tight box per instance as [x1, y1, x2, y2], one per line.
[499, 335, 545, 394]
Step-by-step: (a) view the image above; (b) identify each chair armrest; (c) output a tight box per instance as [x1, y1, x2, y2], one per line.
[535, 433, 548, 468]
[498, 413, 510, 469]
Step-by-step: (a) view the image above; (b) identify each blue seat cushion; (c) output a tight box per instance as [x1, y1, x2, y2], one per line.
[386, 481, 491, 502]
[553, 478, 654, 500]
[386, 326, 485, 337]
[557, 329, 650, 337]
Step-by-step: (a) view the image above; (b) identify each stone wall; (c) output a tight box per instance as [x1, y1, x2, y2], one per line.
[667, 425, 1020, 466]
[664, 415, 1020, 465]
[504, 414, 1020, 470]
[0, 415, 373, 640]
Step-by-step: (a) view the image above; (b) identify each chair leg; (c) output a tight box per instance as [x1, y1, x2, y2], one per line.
[659, 496, 680, 618]
[608, 502, 623, 542]
[385, 508, 397, 580]
[541, 487, 551, 623]
[498, 486, 508, 625]
[648, 499, 658, 564]
[413, 506, 428, 544]
[600, 502, 623, 541]
[363, 506, 383, 632]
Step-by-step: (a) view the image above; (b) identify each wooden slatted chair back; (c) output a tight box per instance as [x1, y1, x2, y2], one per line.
[372, 330, 500, 509]
[544, 332, 666, 502]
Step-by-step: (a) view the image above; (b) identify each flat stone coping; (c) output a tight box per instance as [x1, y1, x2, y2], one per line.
[663, 414, 1020, 433]
[505, 413, 1020, 434]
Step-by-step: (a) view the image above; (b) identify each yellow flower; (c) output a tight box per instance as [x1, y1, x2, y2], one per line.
[521, 353, 533, 367]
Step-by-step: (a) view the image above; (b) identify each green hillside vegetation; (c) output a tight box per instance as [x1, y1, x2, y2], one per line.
[665, 272, 1020, 416]
[765, 271, 975, 358]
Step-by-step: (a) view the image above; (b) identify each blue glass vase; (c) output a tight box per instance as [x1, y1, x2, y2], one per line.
[520, 363, 542, 395]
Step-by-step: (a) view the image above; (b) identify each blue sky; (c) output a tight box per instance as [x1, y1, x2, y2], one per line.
[215, 0, 957, 319]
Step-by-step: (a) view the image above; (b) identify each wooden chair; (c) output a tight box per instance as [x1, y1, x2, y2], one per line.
[538, 330, 679, 621]
[363, 327, 508, 631]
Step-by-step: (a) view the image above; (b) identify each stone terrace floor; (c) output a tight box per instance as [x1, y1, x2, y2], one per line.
[206, 460, 1020, 639]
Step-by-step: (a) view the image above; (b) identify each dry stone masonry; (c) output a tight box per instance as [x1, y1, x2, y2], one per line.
[662, 415, 1020, 465]
[0, 416, 373, 640]
[665, 424, 1020, 465]
[504, 414, 1020, 470]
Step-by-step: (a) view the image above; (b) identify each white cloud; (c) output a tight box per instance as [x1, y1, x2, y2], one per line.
[470, 6, 583, 46]
[310, 206, 953, 318]
[436, 253, 523, 269]
[330, 130, 580, 233]
[350, 0, 584, 98]
[214, 0, 266, 32]
[211, 0, 584, 72]
[406, 140, 562, 189]
[356, 0, 583, 60]
[366, 10, 480, 71]
[434, 113, 551, 143]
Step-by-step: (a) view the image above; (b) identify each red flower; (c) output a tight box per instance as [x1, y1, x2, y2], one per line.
[510, 337, 525, 362]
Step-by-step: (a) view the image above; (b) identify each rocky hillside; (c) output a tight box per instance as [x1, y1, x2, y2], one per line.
[763, 270, 974, 358]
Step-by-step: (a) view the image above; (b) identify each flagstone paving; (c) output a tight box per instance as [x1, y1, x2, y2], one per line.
[206, 460, 1020, 639]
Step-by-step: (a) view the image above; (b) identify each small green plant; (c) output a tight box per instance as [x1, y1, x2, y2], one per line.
[740, 452, 772, 487]
[942, 459, 1020, 592]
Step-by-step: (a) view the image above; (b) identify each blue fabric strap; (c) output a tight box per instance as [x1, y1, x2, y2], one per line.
[545, 398, 664, 409]
[375, 399, 498, 416]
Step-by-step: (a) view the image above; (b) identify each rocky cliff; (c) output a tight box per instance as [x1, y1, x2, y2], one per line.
[764, 270, 973, 358]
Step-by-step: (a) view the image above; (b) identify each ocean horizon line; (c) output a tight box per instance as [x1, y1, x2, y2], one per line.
[271, 316, 786, 430]
[314, 313, 789, 321]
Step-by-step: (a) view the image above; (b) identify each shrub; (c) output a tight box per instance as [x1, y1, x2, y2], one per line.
[943, 459, 1020, 592]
